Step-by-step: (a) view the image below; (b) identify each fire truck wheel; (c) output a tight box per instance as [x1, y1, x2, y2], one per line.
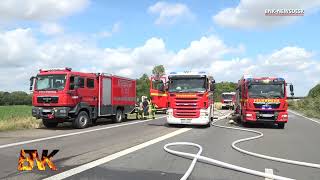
[113, 109, 123, 123]
[278, 123, 285, 129]
[73, 111, 89, 129]
[42, 119, 58, 128]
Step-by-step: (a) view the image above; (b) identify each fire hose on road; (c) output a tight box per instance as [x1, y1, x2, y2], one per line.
[164, 112, 320, 180]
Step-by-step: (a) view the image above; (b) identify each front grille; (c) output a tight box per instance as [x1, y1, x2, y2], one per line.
[37, 96, 59, 103]
[256, 111, 278, 121]
[254, 103, 280, 109]
[174, 98, 199, 118]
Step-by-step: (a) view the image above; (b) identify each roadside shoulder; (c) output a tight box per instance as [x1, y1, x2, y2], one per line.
[288, 109, 320, 124]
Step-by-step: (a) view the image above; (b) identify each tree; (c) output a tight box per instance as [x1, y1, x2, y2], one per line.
[213, 82, 237, 102]
[152, 65, 165, 77]
[136, 73, 150, 101]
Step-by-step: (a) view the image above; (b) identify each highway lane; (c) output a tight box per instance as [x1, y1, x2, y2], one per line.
[63, 111, 320, 180]
[0, 115, 176, 180]
[0, 110, 319, 180]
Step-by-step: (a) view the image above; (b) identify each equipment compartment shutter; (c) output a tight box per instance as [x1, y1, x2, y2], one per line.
[102, 78, 112, 105]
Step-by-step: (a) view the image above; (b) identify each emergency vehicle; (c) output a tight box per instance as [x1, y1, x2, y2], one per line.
[30, 67, 136, 129]
[235, 75, 294, 129]
[166, 71, 215, 127]
[221, 92, 236, 109]
[150, 75, 168, 113]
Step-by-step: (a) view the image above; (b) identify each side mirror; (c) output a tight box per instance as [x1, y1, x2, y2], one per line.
[29, 76, 35, 91]
[210, 83, 215, 91]
[289, 84, 294, 96]
[210, 79, 216, 91]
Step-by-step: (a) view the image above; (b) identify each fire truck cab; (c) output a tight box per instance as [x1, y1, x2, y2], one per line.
[166, 71, 215, 127]
[150, 75, 168, 113]
[221, 92, 236, 110]
[235, 75, 294, 129]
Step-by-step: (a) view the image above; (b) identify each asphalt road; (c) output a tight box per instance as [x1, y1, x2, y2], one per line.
[0, 110, 319, 180]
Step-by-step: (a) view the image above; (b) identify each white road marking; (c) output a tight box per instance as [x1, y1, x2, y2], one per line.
[288, 110, 320, 125]
[44, 128, 191, 180]
[0, 116, 167, 149]
[265, 168, 274, 180]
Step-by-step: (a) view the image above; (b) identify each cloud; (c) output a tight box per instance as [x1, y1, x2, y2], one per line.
[93, 22, 121, 39]
[40, 22, 64, 35]
[201, 47, 320, 96]
[148, 1, 194, 25]
[0, 28, 318, 96]
[213, 0, 320, 29]
[0, 0, 89, 22]
[171, 36, 245, 68]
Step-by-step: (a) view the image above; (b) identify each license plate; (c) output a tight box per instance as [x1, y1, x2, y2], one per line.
[260, 114, 274, 118]
[42, 109, 51, 112]
[181, 119, 192, 124]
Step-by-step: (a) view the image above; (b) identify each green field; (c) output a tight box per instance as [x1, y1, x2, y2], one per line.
[0, 105, 41, 131]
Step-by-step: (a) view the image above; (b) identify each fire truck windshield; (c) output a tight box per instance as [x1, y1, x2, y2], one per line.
[36, 74, 66, 91]
[168, 78, 206, 93]
[222, 94, 234, 99]
[248, 83, 285, 98]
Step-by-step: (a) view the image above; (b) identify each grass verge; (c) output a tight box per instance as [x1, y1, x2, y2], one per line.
[289, 97, 320, 119]
[0, 105, 42, 131]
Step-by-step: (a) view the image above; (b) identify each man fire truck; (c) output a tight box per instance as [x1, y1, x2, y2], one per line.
[30, 67, 136, 129]
[235, 75, 294, 129]
[150, 75, 168, 113]
[166, 71, 215, 127]
[221, 92, 236, 110]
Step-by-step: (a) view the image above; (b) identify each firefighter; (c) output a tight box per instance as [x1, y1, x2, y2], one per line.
[148, 99, 156, 119]
[142, 97, 149, 119]
[138, 99, 144, 119]
[136, 98, 144, 119]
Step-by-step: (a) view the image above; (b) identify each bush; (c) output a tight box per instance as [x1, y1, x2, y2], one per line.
[308, 84, 320, 98]
[290, 83, 320, 119]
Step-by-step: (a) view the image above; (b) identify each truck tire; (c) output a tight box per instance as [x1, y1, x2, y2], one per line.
[204, 122, 211, 128]
[42, 119, 58, 128]
[73, 111, 89, 129]
[113, 109, 123, 123]
[278, 123, 285, 129]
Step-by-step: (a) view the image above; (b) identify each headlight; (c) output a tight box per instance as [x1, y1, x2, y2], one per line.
[246, 113, 252, 117]
[167, 109, 173, 116]
[200, 109, 209, 116]
[282, 114, 288, 118]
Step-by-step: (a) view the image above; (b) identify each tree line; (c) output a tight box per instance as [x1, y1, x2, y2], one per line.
[0, 91, 32, 106]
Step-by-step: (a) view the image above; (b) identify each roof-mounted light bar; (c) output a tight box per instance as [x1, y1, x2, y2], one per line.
[40, 67, 72, 72]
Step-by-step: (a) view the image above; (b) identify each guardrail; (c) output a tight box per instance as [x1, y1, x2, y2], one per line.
[288, 96, 305, 100]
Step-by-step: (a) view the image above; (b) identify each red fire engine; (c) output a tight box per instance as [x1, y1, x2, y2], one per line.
[150, 75, 168, 113]
[166, 71, 215, 127]
[221, 92, 236, 109]
[235, 75, 294, 129]
[30, 67, 136, 129]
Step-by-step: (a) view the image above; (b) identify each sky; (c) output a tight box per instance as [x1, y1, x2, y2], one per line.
[0, 0, 319, 96]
